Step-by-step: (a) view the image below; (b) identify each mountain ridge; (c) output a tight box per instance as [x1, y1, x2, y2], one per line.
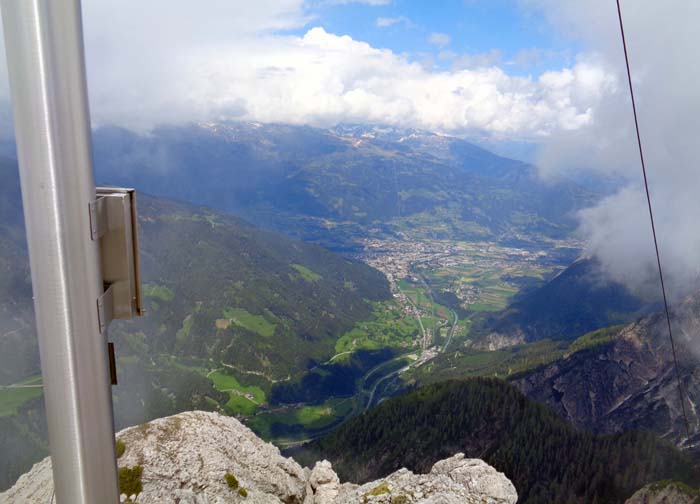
[470, 257, 651, 349]
[0, 155, 394, 490]
[92, 121, 597, 250]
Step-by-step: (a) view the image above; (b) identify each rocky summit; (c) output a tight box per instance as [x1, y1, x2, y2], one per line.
[625, 481, 700, 504]
[0, 410, 517, 504]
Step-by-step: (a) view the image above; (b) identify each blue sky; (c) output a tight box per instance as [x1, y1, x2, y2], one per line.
[300, 0, 579, 76]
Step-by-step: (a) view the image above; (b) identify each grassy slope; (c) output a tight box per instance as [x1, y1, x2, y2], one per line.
[0, 156, 394, 489]
[117, 194, 390, 380]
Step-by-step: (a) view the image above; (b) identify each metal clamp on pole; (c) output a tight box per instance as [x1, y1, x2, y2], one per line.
[90, 188, 143, 386]
[90, 188, 144, 333]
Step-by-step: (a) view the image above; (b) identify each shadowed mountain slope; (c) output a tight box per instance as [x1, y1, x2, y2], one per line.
[471, 258, 650, 349]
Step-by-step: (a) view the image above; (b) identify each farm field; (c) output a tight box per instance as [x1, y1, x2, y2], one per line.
[221, 307, 277, 338]
[0, 375, 43, 417]
[334, 301, 420, 354]
[247, 397, 355, 442]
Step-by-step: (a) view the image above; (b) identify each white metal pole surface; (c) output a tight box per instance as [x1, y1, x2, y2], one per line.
[1, 1, 120, 502]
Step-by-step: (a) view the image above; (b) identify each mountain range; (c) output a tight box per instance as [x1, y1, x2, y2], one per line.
[0, 155, 391, 387]
[513, 293, 700, 453]
[1, 121, 697, 501]
[92, 122, 596, 250]
[397, 250, 699, 451]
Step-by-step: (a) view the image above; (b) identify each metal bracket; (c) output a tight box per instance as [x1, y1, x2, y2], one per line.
[88, 197, 107, 241]
[91, 188, 143, 334]
[97, 283, 114, 333]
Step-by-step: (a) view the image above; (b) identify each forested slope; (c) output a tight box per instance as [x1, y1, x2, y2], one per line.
[296, 379, 698, 503]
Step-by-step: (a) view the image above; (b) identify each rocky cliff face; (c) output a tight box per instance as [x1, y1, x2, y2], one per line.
[0, 411, 517, 504]
[513, 294, 700, 452]
[625, 481, 700, 504]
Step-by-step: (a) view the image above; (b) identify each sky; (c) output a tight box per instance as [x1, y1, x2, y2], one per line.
[297, 0, 578, 76]
[0, 0, 599, 138]
[0, 0, 699, 300]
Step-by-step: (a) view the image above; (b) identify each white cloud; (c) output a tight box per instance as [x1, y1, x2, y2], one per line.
[520, 0, 700, 299]
[375, 16, 412, 28]
[0, 1, 614, 140]
[427, 32, 451, 47]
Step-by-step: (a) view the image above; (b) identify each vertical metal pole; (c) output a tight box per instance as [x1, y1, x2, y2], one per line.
[1, 1, 120, 502]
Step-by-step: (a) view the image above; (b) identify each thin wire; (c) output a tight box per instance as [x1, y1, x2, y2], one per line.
[616, 0, 691, 440]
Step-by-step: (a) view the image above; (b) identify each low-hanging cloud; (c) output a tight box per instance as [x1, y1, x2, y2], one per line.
[523, 0, 700, 300]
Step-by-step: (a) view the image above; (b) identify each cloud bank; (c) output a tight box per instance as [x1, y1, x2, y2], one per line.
[524, 0, 700, 299]
[0, 0, 613, 139]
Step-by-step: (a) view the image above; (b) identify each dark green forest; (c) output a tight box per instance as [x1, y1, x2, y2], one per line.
[295, 378, 699, 503]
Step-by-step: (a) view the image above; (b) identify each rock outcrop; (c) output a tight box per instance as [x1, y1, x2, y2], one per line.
[0, 411, 517, 504]
[472, 330, 525, 351]
[625, 481, 700, 504]
[331, 454, 518, 504]
[512, 294, 700, 452]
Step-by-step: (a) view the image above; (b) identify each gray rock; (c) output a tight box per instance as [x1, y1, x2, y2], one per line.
[308, 460, 340, 504]
[625, 481, 700, 504]
[335, 454, 517, 504]
[0, 411, 517, 504]
[512, 294, 700, 452]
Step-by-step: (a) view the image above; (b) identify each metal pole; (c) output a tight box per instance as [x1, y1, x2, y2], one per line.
[1, 1, 120, 502]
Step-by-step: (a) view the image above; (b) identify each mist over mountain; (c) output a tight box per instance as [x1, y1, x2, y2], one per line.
[92, 122, 596, 251]
[528, 0, 700, 302]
